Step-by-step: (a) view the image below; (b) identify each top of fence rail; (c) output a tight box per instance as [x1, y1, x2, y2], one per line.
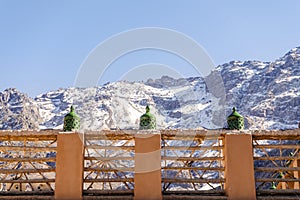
[0, 129, 59, 140]
[0, 128, 299, 140]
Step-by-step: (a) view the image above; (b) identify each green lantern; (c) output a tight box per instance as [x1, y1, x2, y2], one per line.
[227, 107, 244, 130]
[63, 105, 80, 131]
[139, 105, 156, 130]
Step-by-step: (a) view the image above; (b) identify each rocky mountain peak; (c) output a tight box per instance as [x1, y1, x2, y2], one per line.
[0, 88, 41, 130]
[0, 47, 299, 130]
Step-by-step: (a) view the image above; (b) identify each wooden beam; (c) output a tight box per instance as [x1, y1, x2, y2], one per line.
[0, 146, 56, 151]
[84, 156, 134, 161]
[255, 167, 300, 171]
[256, 178, 300, 182]
[162, 166, 224, 171]
[84, 178, 134, 183]
[0, 157, 56, 162]
[162, 146, 223, 150]
[0, 168, 55, 174]
[254, 144, 300, 149]
[254, 156, 300, 161]
[85, 145, 134, 150]
[84, 167, 134, 172]
[0, 179, 55, 183]
[162, 156, 223, 161]
[162, 178, 225, 183]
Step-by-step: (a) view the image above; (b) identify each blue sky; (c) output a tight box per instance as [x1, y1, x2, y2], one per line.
[0, 0, 300, 97]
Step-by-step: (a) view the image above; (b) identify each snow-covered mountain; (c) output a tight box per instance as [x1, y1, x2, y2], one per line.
[218, 47, 300, 130]
[0, 47, 299, 130]
[0, 88, 41, 130]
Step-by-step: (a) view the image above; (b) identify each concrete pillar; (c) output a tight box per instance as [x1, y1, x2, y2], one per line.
[224, 133, 256, 200]
[55, 133, 84, 200]
[134, 134, 162, 200]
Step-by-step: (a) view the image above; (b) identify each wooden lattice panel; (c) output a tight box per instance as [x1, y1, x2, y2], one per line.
[253, 134, 300, 196]
[161, 132, 225, 196]
[83, 132, 134, 195]
[0, 133, 57, 195]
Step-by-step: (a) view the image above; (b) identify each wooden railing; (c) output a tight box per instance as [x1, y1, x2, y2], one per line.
[0, 130, 57, 197]
[161, 130, 226, 199]
[83, 131, 134, 197]
[0, 129, 298, 200]
[252, 130, 300, 199]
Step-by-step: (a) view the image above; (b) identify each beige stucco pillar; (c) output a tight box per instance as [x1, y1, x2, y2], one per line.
[224, 133, 256, 200]
[134, 133, 162, 200]
[55, 133, 84, 200]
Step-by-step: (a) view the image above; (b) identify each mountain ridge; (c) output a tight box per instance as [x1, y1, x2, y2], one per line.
[1, 47, 299, 130]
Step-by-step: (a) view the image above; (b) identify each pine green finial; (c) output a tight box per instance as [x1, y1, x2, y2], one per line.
[227, 107, 244, 130]
[63, 105, 80, 131]
[146, 105, 150, 113]
[70, 105, 75, 112]
[139, 105, 156, 130]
